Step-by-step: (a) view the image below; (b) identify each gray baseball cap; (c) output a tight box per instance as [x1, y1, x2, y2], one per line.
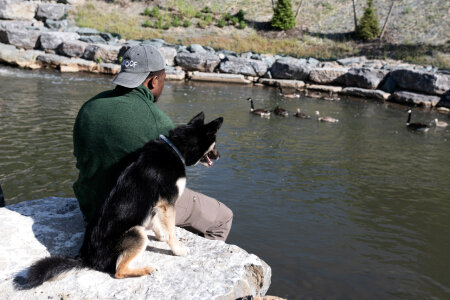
[112, 43, 165, 88]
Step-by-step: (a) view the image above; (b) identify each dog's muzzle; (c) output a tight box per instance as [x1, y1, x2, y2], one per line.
[199, 147, 220, 167]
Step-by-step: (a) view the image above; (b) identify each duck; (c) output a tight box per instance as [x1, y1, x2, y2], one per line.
[247, 97, 271, 118]
[279, 87, 300, 98]
[315, 111, 339, 123]
[434, 118, 448, 128]
[293, 108, 311, 119]
[305, 90, 322, 99]
[273, 106, 289, 117]
[406, 109, 429, 132]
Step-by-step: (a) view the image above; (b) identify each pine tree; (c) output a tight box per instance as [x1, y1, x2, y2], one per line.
[271, 0, 296, 31]
[357, 0, 380, 40]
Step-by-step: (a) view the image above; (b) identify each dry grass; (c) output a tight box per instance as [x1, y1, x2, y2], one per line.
[72, 1, 450, 69]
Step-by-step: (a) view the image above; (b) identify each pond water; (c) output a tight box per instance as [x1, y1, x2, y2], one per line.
[0, 65, 449, 299]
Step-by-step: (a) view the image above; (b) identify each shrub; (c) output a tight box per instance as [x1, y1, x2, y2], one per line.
[271, 0, 296, 31]
[143, 7, 151, 16]
[217, 19, 226, 28]
[150, 6, 160, 18]
[195, 11, 202, 18]
[198, 20, 207, 29]
[231, 17, 239, 25]
[183, 19, 191, 27]
[162, 22, 171, 30]
[203, 14, 213, 24]
[237, 20, 246, 29]
[236, 9, 246, 21]
[201, 6, 212, 13]
[153, 16, 163, 29]
[96, 57, 103, 64]
[357, 0, 380, 40]
[142, 19, 152, 27]
[172, 16, 182, 27]
[224, 12, 232, 21]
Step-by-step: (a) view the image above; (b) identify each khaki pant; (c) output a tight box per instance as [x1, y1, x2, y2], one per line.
[175, 188, 233, 242]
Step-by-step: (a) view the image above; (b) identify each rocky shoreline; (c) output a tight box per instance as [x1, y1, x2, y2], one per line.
[0, 1, 449, 111]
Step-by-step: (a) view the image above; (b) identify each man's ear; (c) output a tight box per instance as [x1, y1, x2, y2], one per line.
[147, 75, 157, 89]
[188, 112, 205, 126]
[205, 117, 223, 135]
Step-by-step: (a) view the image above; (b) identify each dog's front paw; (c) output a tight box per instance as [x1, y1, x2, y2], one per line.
[172, 244, 189, 256]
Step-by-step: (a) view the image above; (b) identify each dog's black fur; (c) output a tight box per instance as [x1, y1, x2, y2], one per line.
[22, 112, 223, 288]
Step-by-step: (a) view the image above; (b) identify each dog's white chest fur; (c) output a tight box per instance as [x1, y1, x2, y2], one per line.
[176, 177, 186, 199]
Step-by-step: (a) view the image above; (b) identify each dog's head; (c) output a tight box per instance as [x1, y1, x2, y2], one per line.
[170, 112, 223, 167]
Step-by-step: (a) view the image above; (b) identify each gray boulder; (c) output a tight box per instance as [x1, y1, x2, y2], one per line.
[159, 46, 177, 66]
[343, 67, 388, 89]
[0, 42, 43, 68]
[307, 57, 320, 67]
[0, 29, 41, 49]
[341, 87, 390, 101]
[437, 90, 450, 109]
[76, 27, 100, 36]
[58, 40, 88, 57]
[82, 44, 121, 63]
[0, 20, 35, 31]
[175, 52, 220, 72]
[45, 19, 69, 31]
[79, 35, 107, 44]
[188, 43, 206, 53]
[388, 91, 441, 108]
[0, 0, 37, 20]
[36, 3, 71, 21]
[219, 56, 268, 77]
[39, 31, 79, 50]
[337, 56, 366, 67]
[270, 57, 311, 80]
[390, 69, 450, 95]
[308, 67, 348, 85]
[0, 197, 271, 299]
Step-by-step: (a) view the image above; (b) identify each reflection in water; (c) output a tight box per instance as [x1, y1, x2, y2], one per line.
[0, 66, 449, 299]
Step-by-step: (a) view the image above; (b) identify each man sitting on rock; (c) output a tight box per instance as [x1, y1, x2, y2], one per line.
[72, 43, 233, 241]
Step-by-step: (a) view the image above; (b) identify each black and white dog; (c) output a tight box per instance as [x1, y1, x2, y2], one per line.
[23, 112, 223, 287]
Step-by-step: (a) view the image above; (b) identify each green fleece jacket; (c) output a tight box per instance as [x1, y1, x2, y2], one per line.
[73, 85, 174, 221]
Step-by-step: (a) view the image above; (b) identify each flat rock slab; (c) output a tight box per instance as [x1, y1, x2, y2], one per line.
[259, 78, 305, 89]
[306, 84, 342, 93]
[189, 71, 252, 84]
[341, 87, 390, 100]
[388, 91, 441, 108]
[0, 198, 271, 300]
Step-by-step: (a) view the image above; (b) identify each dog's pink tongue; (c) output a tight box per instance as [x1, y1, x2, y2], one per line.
[206, 155, 213, 167]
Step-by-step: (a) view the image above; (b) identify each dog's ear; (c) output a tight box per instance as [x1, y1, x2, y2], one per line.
[188, 112, 205, 126]
[205, 117, 223, 135]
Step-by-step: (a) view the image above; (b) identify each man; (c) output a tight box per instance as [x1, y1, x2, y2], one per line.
[73, 43, 233, 241]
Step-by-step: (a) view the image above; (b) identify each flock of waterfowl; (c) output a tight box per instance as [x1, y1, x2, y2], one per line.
[246, 97, 449, 130]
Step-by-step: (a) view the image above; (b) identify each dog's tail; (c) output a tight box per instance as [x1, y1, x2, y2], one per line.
[19, 256, 84, 289]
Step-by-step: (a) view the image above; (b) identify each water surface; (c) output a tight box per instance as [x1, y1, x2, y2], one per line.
[0, 66, 449, 299]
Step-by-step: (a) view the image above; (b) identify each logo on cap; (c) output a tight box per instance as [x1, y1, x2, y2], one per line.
[122, 59, 138, 68]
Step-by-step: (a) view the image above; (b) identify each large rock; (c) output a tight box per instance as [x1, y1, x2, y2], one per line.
[258, 78, 305, 90]
[58, 40, 88, 57]
[36, 3, 71, 21]
[0, 42, 42, 68]
[175, 52, 220, 72]
[342, 67, 387, 89]
[0, 29, 41, 49]
[36, 52, 71, 68]
[39, 31, 79, 50]
[159, 46, 177, 66]
[0, 0, 37, 20]
[188, 43, 206, 53]
[390, 69, 450, 95]
[219, 56, 268, 77]
[0, 198, 271, 299]
[388, 91, 441, 108]
[270, 57, 311, 80]
[166, 66, 185, 80]
[308, 67, 348, 85]
[437, 90, 450, 109]
[0, 20, 38, 31]
[82, 44, 121, 63]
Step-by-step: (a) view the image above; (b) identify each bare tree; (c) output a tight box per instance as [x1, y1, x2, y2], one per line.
[352, 0, 358, 31]
[380, 0, 395, 40]
[295, 0, 304, 21]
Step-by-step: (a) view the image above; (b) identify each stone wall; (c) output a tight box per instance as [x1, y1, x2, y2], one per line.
[0, 0, 449, 110]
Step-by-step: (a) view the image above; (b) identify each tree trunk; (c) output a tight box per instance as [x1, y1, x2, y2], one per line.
[295, 0, 304, 19]
[380, 1, 395, 40]
[352, 0, 358, 31]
